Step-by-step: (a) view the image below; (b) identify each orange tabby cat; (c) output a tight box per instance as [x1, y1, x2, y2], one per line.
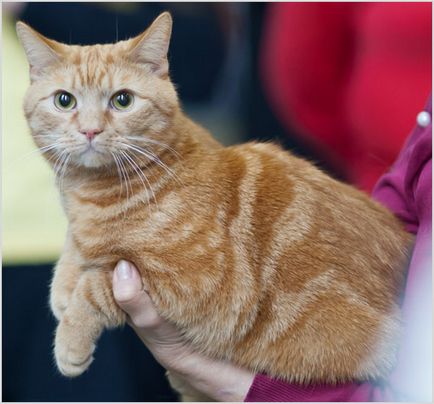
[17, 12, 411, 395]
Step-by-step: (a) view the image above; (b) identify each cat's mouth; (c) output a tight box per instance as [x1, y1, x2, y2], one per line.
[80, 143, 103, 155]
[76, 143, 108, 167]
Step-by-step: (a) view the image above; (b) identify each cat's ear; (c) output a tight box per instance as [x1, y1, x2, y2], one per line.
[128, 12, 172, 78]
[16, 22, 65, 81]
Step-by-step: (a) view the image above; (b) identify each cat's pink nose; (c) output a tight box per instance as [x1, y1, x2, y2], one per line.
[80, 128, 103, 141]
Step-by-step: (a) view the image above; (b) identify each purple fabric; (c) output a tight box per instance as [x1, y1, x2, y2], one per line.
[245, 97, 432, 402]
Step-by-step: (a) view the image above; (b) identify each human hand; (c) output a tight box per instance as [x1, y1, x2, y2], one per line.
[112, 260, 195, 369]
[112, 260, 255, 401]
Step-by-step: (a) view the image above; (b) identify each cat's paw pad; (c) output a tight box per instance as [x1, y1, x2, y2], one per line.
[54, 324, 95, 377]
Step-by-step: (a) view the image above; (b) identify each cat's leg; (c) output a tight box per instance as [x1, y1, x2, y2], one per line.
[50, 231, 83, 321]
[54, 269, 125, 377]
[166, 371, 214, 402]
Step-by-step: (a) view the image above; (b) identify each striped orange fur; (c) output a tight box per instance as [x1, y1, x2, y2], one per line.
[17, 13, 412, 396]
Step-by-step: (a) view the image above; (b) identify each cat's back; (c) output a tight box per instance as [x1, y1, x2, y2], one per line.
[215, 141, 410, 295]
[220, 140, 408, 244]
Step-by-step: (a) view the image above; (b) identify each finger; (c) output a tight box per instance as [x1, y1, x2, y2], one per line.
[112, 260, 162, 329]
[112, 260, 143, 302]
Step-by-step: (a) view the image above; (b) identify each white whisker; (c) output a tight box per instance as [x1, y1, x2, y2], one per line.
[52, 150, 70, 194]
[111, 151, 124, 202]
[117, 152, 132, 206]
[52, 150, 67, 179]
[125, 136, 181, 160]
[120, 150, 159, 212]
[119, 150, 151, 213]
[12, 142, 61, 167]
[117, 141, 183, 187]
[58, 153, 71, 193]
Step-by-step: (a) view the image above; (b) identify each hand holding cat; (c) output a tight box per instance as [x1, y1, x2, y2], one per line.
[112, 260, 254, 402]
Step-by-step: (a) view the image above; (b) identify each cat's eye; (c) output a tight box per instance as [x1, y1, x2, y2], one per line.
[111, 91, 134, 111]
[54, 91, 77, 111]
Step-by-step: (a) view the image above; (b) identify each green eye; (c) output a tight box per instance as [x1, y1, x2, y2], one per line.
[111, 91, 134, 110]
[54, 91, 76, 111]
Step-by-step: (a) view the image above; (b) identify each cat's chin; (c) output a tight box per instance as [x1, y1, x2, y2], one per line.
[76, 148, 110, 168]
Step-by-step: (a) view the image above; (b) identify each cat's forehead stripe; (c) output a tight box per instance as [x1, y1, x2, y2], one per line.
[69, 44, 120, 65]
[53, 41, 143, 91]
[74, 63, 108, 89]
[63, 45, 119, 88]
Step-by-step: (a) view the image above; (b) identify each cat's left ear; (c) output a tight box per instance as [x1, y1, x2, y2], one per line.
[128, 12, 172, 78]
[16, 22, 66, 82]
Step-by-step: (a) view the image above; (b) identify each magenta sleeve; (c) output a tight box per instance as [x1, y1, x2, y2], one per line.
[244, 374, 376, 402]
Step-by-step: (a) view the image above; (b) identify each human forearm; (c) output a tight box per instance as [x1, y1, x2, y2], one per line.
[164, 351, 254, 402]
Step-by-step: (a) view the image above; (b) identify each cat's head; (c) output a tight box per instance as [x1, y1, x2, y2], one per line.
[17, 12, 179, 170]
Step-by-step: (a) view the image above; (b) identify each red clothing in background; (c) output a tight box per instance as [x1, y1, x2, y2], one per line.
[260, 2, 431, 191]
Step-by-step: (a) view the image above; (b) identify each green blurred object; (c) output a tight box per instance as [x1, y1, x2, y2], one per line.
[2, 13, 67, 264]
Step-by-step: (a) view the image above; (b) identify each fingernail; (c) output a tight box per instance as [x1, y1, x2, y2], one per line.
[116, 260, 133, 281]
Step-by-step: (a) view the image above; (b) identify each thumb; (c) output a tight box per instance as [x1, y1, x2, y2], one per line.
[113, 260, 143, 301]
[112, 260, 162, 329]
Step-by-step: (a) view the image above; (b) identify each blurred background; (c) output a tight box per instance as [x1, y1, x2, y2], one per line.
[2, 2, 431, 401]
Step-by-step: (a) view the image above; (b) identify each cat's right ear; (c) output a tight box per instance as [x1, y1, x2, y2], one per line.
[16, 22, 64, 81]
[128, 12, 173, 78]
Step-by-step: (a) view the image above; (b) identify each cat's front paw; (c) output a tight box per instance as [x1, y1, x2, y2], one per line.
[54, 319, 96, 377]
